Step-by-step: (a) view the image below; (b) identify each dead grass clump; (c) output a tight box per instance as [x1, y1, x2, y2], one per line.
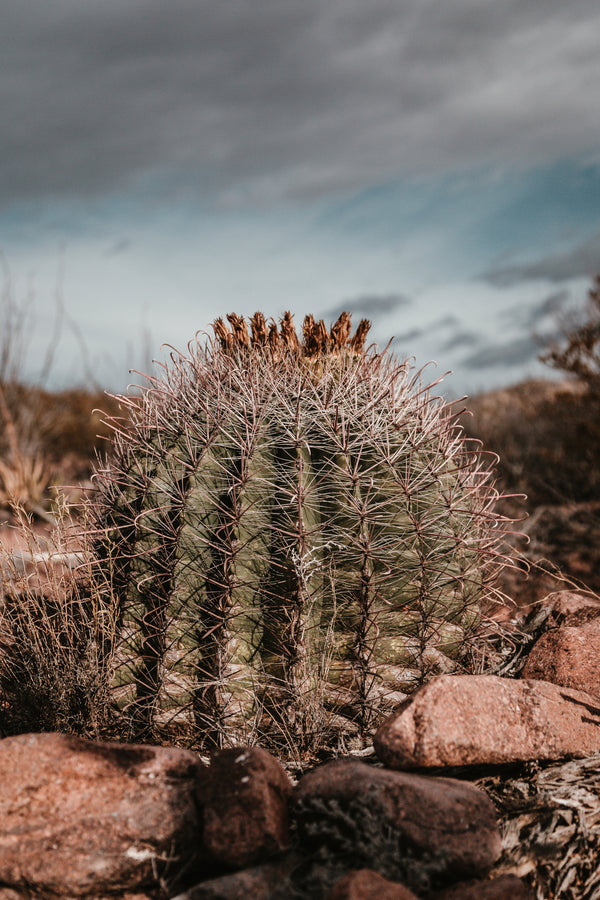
[0, 504, 119, 739]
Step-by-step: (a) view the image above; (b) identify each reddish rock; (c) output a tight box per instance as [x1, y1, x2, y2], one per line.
[547, 589, 600, 624]
[522, 589, 600, 630]
[99, 895, 154, 900]
[171, 855, 298, 899]
[0, 732, 203, 897]
[197, 746, 292, 870]
[328, 868, 419, 899]
[374, 674, 600, 769]
[119, 895, 155, 900]
[295, 759, 501, 885]
[521, 618, 600, 698]
[75, 894, 155, 900]
[434, 874, 531, 899]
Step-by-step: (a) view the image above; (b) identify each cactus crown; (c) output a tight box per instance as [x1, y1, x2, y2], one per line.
[212, 310, 372, 358]
[90, 310, 510, 759]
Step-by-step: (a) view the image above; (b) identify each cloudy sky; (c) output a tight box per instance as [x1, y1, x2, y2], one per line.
[2, 0, 600, 396]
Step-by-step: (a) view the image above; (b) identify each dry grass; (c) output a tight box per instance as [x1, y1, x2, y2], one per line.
[462, 378, 600, 508]
[462, 377, 600, 603]
[0, 502, 120, 739]
[0, 454, 52, 510]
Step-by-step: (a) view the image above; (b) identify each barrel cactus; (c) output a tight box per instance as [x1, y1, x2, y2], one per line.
[89, 312, 510, 756]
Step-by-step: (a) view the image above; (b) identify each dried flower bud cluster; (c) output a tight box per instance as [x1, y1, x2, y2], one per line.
[213, 311, 371, 358]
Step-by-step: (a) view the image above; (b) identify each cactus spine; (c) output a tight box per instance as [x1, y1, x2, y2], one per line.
[90, 312, 509, 756]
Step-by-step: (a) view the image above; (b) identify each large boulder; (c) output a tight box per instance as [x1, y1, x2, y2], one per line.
[521, 617, 600, 698]
[196, 746, 292, 870]
[0, 732, 203, 897]
[374, 674, 600, 769]
[294, 758, 501, 894]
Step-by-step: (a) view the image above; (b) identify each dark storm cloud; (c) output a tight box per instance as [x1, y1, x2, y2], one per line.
[430, 315, 460, 331]
[499, 289, 570, 329]
[105, 237, 132, 257]
[483, 233, 600, 285]
[525, 290, 570, 326]
[2, 0, 600, 208]
[438, 329, 481, 352]
[393, 327, 424, 344]
[462, 335, 542, 369]
[394, 315, 460, 350]
[326, 293, 412, 322]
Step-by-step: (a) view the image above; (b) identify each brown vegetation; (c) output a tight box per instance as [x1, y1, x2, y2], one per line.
[540, 273, 600, 390]
[463, 378, 600, 508]
[0, 383, 122, 491]
[463, 279, 600, 602]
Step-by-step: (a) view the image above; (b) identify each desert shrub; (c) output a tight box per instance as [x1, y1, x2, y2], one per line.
[0, 382, 125, 518]
[0, 268, 129, 511]
[0, 506, 119, 738]
[464, 275, 600, 509]
[462, 278, 600, 602]
[540, 274, 600, 391]
[0, 383, 122, 472]
[462, 379, 600, 508]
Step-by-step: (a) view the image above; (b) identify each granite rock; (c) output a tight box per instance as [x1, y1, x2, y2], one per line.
[294, 758, 501, 892]
[196, 746, 292, 870]
[521, 618, 600, 698]
[0, 732, 203, 897]
[374, 674, 600, 769]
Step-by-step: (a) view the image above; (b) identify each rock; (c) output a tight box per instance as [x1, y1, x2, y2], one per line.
[521, 617, 600, 698]
[97, 895, 155, 900]
[0, 891, 155, 900]
[374, 674, 600, 768]
[294, 758, 500, 894]
[489, 590, 600, 681]
[171, 855, 298, 899]
[0, 732, 203, 898]
[521, 589, 600, 631]
[328, 868, 419, 899]
[196, 746, 292, 870]
[434, 874, 531, 899]
[119, 895, 156, 900]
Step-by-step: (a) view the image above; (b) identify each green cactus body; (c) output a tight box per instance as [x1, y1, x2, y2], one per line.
[90, 312, 508, 754]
